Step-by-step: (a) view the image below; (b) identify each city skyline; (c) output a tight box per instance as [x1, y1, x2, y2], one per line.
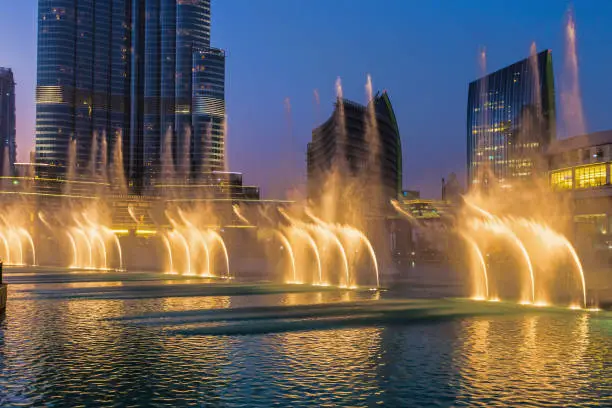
[0, 3, 611, 405]
[3, 1, 612, 197]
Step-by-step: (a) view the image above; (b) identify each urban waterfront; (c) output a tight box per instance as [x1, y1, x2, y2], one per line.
[2, 0, 612, 406]
[0, 267, 610, 407]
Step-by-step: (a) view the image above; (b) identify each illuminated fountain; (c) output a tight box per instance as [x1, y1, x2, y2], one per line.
[258, 75, 389, 289]
[162, 208, 231, 279]
[0, 213, 36, 266]
[391, 191, 589, 309]
[265, 207, 379, 288]
[440, 21, 593, 309]
[560, 8, 586, 138]
[39, 207, 123, 271]
[110, 131, 128, 194]
[459, 198, 588, 309]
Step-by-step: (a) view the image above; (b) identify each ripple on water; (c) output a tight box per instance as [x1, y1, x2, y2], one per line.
[0, 275, 611, 406]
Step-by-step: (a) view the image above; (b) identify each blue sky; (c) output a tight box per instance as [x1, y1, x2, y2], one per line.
[2, 0, 612, 198]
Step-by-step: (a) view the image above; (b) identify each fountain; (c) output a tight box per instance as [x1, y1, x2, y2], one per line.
[334, 77, 347, 168]
[313, 88, 321, 124]
[111, 131, 127, 194]
[457, 191, 589, 309]
[38, 206, 123, 271]
[262, 207, 379, 288]
[560, 7, 586, 138]
[162, 126, 176, 182]
[0, 223, 36, 267]
[162, 208, 231, 279]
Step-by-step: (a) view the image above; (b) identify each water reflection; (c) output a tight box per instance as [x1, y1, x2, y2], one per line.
[0, 272, 611, 406]
[162, 295, 231, 312]
[275, 328, 383, 406]
[454, 314, 603, 405]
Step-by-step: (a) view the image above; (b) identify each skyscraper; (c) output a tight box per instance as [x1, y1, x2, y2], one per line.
[35, 0, 224, 193]
[307, 91, 402, 216]
[0, 68, 16, 176]
[467, 50, 556, 189]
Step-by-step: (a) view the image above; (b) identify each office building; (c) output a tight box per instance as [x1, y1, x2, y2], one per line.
[35, 0, 224, 194]
[307, 91, 402, 215]
[547, 130, 612, 263]
[467, 50, 556, 189]
[0, 68, 16, 176]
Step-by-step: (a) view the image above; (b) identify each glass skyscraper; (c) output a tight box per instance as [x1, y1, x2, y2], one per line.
[0, 68, 16, 175]
[467, 50, 556, 189]
[36, 0, 224, 193]
[192, 48, 225, 173]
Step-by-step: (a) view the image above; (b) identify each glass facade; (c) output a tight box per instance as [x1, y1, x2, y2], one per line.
[173, 0, 211, 180]
[550, 164, 609, 190]
[467, 50, 556, 189]
[36, 0, 131, 174]
[36, 1, 79, 166]
[36, 0, 223, 193]
[192, 48, 226, 173]
[0, 68, 16, 175]
[574, 164, 607, 189]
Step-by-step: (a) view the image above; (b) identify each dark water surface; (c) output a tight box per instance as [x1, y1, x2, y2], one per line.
[0, 268, 611, 407]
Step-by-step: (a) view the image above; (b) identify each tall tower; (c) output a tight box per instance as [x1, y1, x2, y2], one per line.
[35, 0, 224, 193]
[467, 50, 556, 190]
[36, 1, 131, 172]
[0, 68, 16, 176]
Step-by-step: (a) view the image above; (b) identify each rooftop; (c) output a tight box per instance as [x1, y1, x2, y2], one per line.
[547, 130, 612, 155]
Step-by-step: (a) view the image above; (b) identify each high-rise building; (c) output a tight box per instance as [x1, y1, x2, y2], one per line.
[467, 50, 556, 189]
[307, 91, 402, 215]
[192, 48, 226, 174]
[35, 0, 224, 193]
[0, 68, 16, 176]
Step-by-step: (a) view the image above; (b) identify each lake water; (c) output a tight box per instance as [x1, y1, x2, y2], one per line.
[0, 268, 610, 407]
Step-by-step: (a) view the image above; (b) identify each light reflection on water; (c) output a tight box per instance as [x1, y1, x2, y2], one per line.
[0, 275, 610, 406]
[451, 313, 612, 406]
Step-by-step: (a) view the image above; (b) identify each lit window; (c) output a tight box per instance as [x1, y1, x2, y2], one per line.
[550, 169, 573, 190]
[574, 164, 607, 188]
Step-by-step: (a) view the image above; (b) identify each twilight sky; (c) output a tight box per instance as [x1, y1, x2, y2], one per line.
[2, 1, 612, 198]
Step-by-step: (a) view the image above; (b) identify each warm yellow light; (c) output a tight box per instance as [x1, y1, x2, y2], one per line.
[135, 229, 157, 235]
[574, 163, 606, 189]
[471, 296, 486, 301]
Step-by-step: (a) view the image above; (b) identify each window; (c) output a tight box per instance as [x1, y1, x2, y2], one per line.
[550, 169, 573, 190]
[574, 164, 607, 188]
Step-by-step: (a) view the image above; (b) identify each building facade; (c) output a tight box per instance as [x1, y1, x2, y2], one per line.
[307, 91, 402, 215]
[547, 130, 612, 263]
[0, 68, 16, 176]
[192, 48, 226, 174]
[467, 50, 556, 189]
[35, 0, 225, 194]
